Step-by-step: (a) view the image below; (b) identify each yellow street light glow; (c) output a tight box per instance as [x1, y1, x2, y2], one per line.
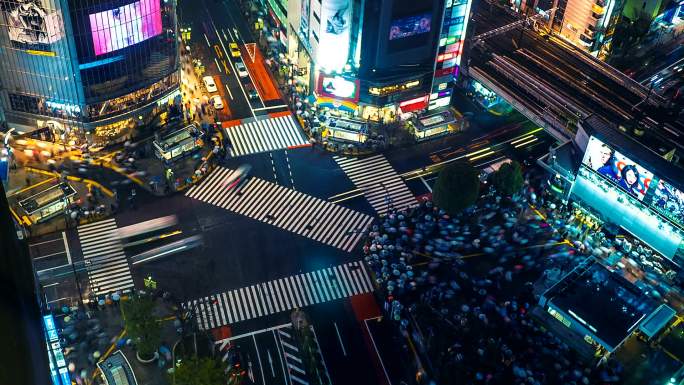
[469, 150, 496, 161]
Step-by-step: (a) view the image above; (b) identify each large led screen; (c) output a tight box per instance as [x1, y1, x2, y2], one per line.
[582, 136, 654, 200]
[651, 180, 684, 228]
[89, 0, 163, 56]
[389, 13, 431, 40]
[317, 73, 359, 101]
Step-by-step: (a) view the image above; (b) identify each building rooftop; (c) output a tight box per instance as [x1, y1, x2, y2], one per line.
[543, 259, 656, 351]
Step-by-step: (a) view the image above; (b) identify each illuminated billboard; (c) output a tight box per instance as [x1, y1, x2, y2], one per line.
[429, 0, 473, 110]
[582, 136, 654, 200]
[89, 0, 163, 56]
[316, 73, 359, 102]
[651, 180, 684, 229]
[3, 0, 63, 49]
[317, 0, 351, 72]
[571, 136, 684, 263]
[389, 13, 431, 40]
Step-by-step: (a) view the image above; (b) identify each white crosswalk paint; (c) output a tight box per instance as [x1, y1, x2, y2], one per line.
[185, 261, 374, 330]
[77, 218, 133, 296]
[334, 154, 417, 215]
[225, 114, 308, 157]
[186, 166, 373, 252]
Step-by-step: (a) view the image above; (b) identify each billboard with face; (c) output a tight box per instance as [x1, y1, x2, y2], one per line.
[582, 136, 654, 200]
[317, 0, 351, 72]
[2, 0, 63, 49]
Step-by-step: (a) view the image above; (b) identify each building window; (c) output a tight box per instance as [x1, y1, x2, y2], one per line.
[313, 12, 320, 24]
[312, 31, 319, 42]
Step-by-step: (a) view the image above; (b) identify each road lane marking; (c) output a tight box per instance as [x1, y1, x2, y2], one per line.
[253, 335, 266, 385]
[364, 318, 391, 385]
[267, 349, 276, 377]
[333, 322, 347, 356]
[62, 232, 71, 265]
[29, 237, 62, 247]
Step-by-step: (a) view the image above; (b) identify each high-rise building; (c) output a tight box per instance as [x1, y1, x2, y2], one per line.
[0, 0, 180, 147]
[272, 0, 473, 123]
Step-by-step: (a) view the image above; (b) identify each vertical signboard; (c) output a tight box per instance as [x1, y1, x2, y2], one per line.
[299, 0, 311, 46]
[429, 0, 473, 110]
[317, 0, 351, 72]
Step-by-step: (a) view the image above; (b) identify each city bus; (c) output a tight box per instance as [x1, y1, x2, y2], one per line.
[117, 215, 180, 248]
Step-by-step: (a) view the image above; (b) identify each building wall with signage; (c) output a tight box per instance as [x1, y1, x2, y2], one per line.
[570, 136, 684, 264]
[0, 0, 180, 139]
[0, 0, 84, 121]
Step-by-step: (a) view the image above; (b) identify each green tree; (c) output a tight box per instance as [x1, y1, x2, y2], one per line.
[432, 162, 480, 215]
[489, 160, 524, 196]
[172, 356, 228, 385]
[121, 294, 160, 359]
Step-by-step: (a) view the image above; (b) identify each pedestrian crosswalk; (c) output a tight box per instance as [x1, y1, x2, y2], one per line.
[225, 114, 308, 157]
[334, 154, 416, 216]
[77, 218, 133, 296]
[185, 261, 374, 330]
[186, 166, 373, 252]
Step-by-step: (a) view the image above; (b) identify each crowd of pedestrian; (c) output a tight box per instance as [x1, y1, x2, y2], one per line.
[363, 181, 624, 384]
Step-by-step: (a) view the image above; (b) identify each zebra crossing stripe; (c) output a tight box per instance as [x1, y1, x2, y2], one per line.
[334, 154, 417, 215]
[185, 261, 374, 330]
[225, 115, 308, 157]
[77, 219, 133, 296]
[186, 166, 373, 252]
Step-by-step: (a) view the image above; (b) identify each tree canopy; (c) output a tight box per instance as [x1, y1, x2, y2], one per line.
[489, 161, 524, 196]
[432, 162, 480, 215]
[121, 294, 160, 359]
[173, 356, 228, 385]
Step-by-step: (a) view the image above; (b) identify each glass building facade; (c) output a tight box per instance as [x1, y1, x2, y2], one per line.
[0, 0, 179, 146]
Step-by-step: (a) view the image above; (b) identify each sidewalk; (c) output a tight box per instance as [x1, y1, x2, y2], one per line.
[4, 163, 116, 237]
[54, 293, 181, 385]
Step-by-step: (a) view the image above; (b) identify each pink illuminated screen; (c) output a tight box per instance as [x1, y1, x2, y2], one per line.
[89, 0, 163, 56]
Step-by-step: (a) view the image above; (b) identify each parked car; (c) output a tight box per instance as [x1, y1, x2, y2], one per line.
[211, 95, 224, 110]
[202, 76, 217, 93]
[235, 60, 249, 78]
[229, 42, 240, 58]
[244, 84, 259, 100]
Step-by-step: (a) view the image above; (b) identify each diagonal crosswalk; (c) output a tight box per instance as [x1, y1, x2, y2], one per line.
[77, 218, 133, 296]
[186, 166, 373, 251]
[334, 154, 416, 215]
[225, 114, 308, 157]
[185, 261, 374, 330]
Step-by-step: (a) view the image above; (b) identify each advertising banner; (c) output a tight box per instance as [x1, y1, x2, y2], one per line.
[389, 12, 431, 40]
[299, 0, 310, 37]
[89, 0, 163, 56]
[318, 0, 351, 72]
[317, 72, 359, 102]
[582, 136, 654, 200]
[2, 0, 63, 50]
